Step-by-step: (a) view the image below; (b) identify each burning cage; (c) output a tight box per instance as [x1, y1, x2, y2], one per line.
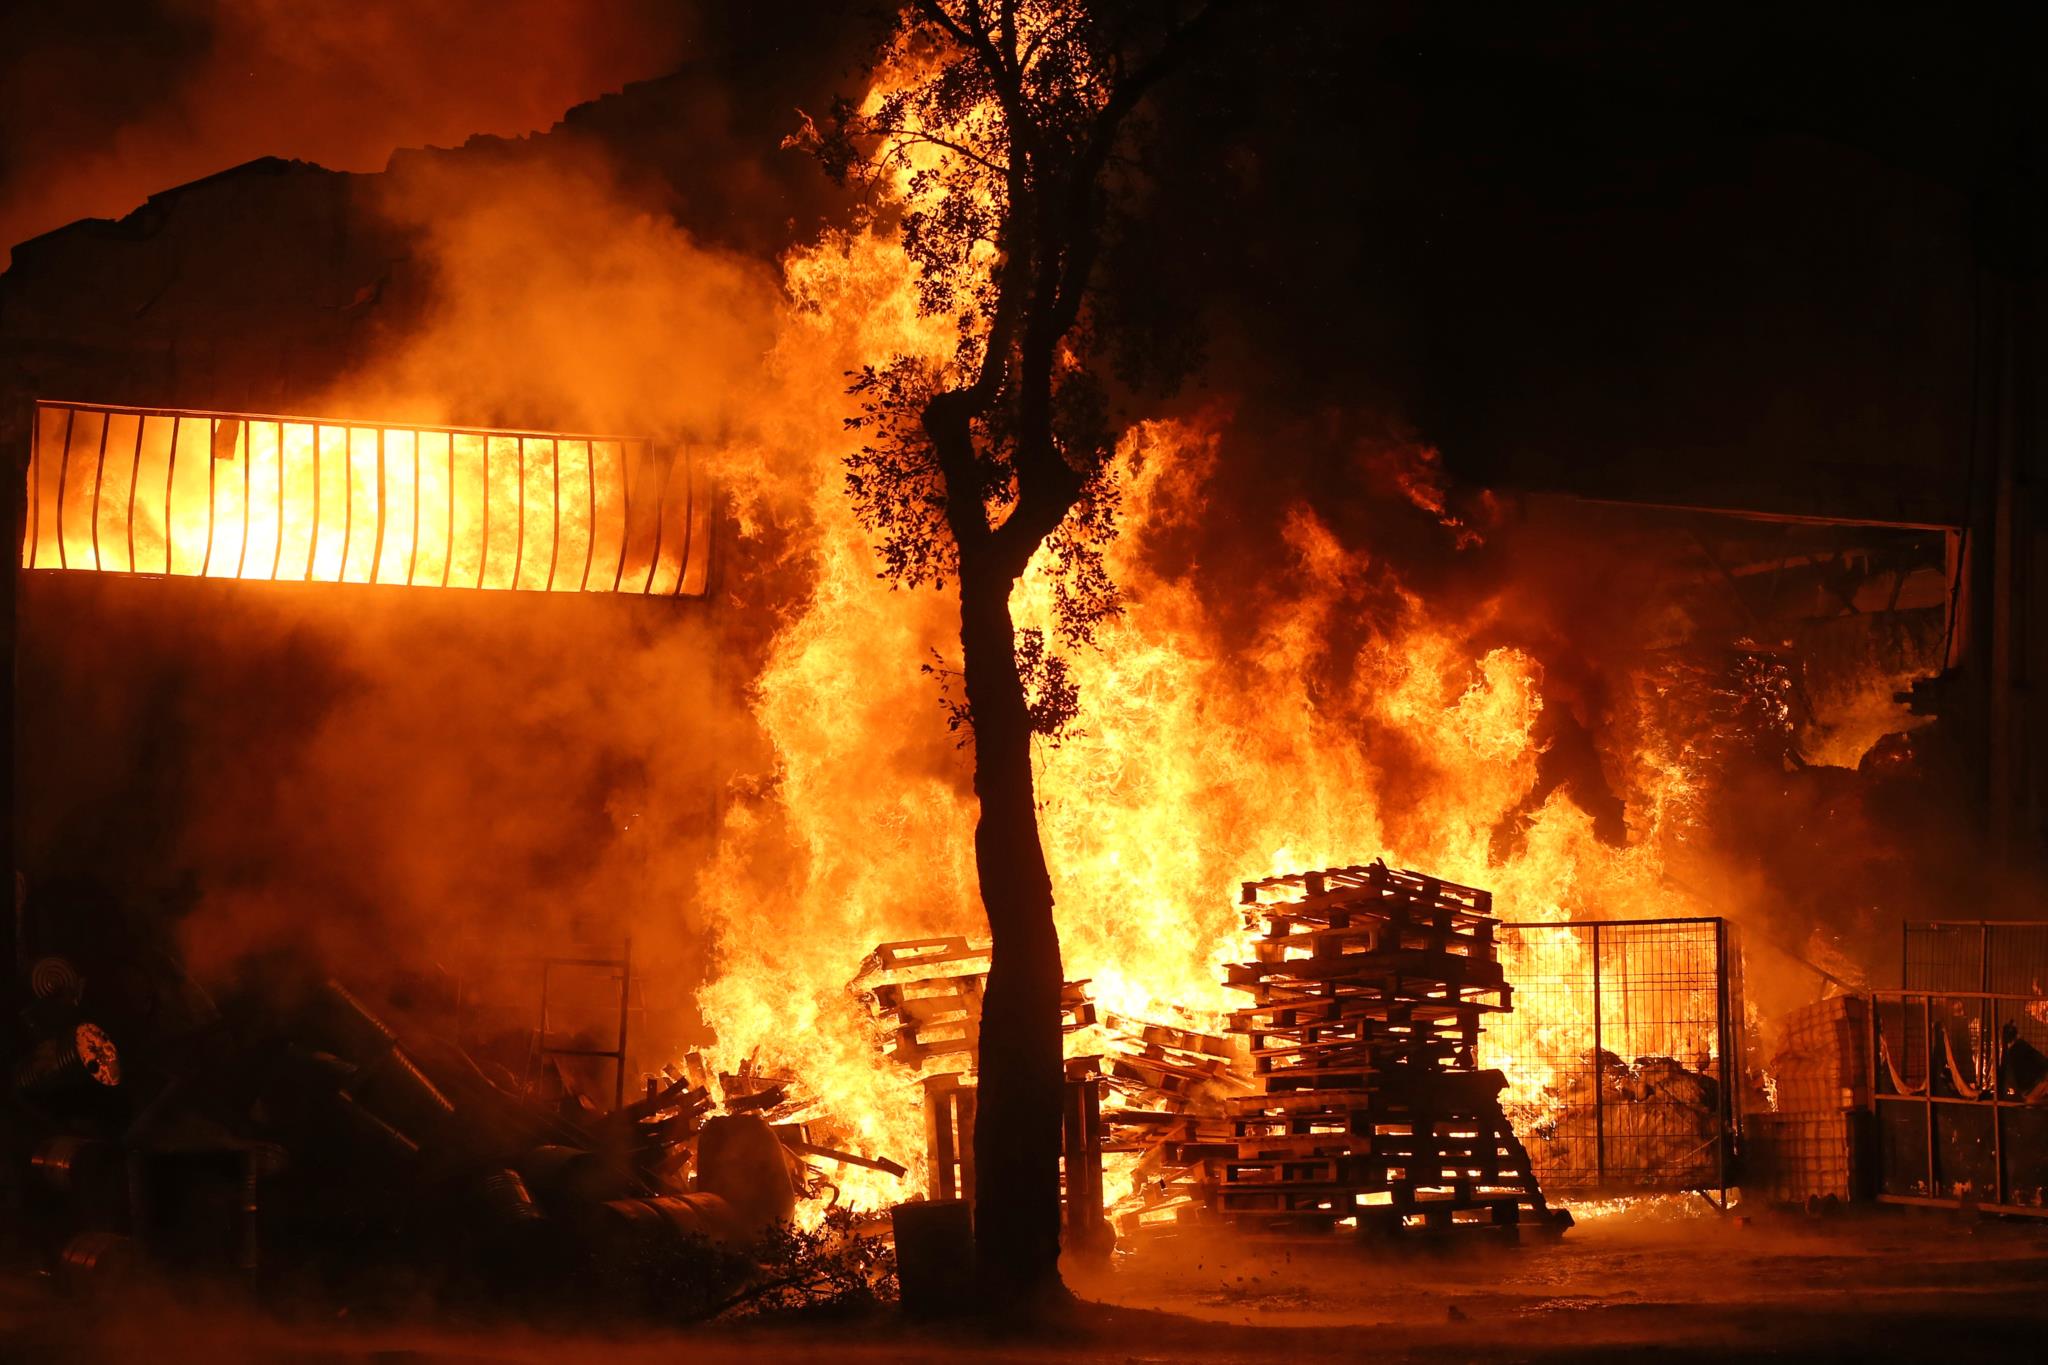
[1487, 918, 1742, 1202]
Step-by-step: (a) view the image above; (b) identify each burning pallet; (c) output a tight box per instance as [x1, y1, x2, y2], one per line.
[1083, 1012, 1247, 1239]
[856, 937, 1099, 1206]
[1219, 862, 1570, 1239]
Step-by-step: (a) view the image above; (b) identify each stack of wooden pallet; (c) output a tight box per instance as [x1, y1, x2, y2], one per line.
[856, 937, 992, 1071]
[855, 938, 1100, 1203]
[1082, 1013, 1247, 1238]
[1218, 862, 1570, 1239]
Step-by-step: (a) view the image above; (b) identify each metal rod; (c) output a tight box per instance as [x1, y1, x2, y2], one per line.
[201, 419, 218, 578]
[305, 423, 321, 581]
[268, 422, 285, 581]
[1992, 998, 2006, 1205]
[612, 442, 630, 593]
[371, 426, 388, 585]
[1591, 922, 1605, 1186]
[24, 402, 41, 568]
[235, 419, 252, 579]
[126, 414, 145, 573]
[1867, 990, 1880, 1199]
[1714, 918, 1729, 1205]
[89, 411, 111, 570]
[512, 436, 527, 590]
[479, 435, 491, 590]
[163, 415, 180, 574]
[406, 429, 420, 586]
[673, 452, 696, 597]
[442, 432, 455, 589]
[53, 407, 76, 570]
[1923, 993, 1936, 1197]
[641, 444, 676, 595]
[580, 439, 597, 590]
[339, 428, 355, 583]
[32, 398, 640, 446]
[1979, 925, 1992, 1110]
[545, 437, 561, 592]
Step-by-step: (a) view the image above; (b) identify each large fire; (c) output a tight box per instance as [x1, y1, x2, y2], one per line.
[688, 211, 1722, 1221]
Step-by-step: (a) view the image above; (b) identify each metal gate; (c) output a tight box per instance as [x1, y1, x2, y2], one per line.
[1486, 918, 1742, 1202]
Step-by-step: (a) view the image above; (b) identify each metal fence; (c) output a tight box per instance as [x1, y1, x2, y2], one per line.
[1488, 918, 1741, 1202]
[1904, 921, 2048, 997]
[1869, 988, 2048, 1214]
[20, 399, 711, 596]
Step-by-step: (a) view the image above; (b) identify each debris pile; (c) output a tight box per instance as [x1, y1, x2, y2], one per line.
[4, 944, 890, 1318]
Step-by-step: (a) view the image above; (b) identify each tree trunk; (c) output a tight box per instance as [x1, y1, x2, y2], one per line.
[958, 560, 1068, 1310]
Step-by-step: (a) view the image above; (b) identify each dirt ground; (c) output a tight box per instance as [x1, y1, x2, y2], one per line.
[5, 1201, 2048, 1362]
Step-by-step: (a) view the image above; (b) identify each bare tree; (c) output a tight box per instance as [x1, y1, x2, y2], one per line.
[805, 0, 1225, 1309]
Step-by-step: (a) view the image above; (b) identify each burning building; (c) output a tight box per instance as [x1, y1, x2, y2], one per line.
[2, 0, 2044, 1350]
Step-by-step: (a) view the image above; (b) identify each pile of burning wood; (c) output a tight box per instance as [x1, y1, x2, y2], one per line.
[1216, 862, 1570, 1239]
[853, 935, 1251, 1238]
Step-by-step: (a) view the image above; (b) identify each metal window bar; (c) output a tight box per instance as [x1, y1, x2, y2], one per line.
[1903, 921, 2048, 1093]
[1487, 917, 1740, 1203]
[1867, 988, 2048, 1217]
[19, 399, 710, 597]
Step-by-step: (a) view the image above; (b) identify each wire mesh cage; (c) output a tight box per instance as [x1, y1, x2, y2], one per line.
[1485, 918, 1741, 1200]
[1869, 988, 2048, 1212]
[1904, 922, 2048, 996]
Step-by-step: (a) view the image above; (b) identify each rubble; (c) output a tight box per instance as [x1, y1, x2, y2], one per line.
[3, 944, 893, 1322]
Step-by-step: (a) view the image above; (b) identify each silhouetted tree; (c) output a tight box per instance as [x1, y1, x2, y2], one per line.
[806, 0, 1224, 1310]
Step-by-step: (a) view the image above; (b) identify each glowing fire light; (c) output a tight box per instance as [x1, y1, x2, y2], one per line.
[21, 401, 709, 595]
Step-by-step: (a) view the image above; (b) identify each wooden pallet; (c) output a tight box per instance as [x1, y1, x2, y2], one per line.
[1216, 863, 1570, 1242]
